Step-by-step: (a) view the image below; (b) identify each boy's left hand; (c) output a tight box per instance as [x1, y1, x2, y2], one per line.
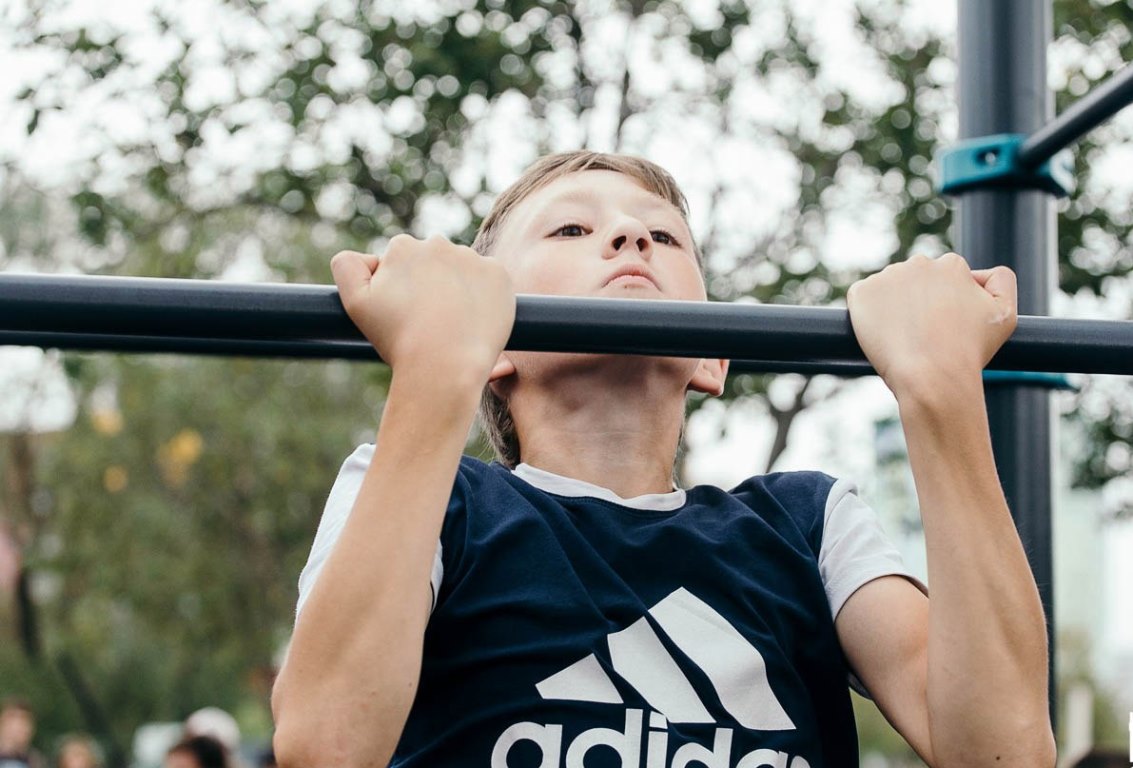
[846, 253, 1017, 398]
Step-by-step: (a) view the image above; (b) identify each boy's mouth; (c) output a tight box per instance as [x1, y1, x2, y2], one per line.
[604, 266, 659, 289]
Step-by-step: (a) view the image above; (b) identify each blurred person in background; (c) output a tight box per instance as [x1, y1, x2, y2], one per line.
[163, 736, 228, 768]
[1070, 750, 1129, 768]
[53, 735, 101, 768]
[0, 698, 44, 768]
[182, 709, 240, 768]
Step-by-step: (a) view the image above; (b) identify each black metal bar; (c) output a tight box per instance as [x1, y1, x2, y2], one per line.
[1018, 62, 1133, 167]
[958, 0, 1055, 719]
[2, 273, 1133, 375]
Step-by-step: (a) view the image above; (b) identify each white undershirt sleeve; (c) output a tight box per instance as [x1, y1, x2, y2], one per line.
[819, 478, 928, 697]
[295, 443, 445, 620]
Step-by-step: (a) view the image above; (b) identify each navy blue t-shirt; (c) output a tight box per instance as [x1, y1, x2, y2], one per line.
[298, 451, 915, 767]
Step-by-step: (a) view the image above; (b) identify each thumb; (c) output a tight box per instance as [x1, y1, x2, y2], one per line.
[971, 266, 1018, 323]
[970, 266, 1016, 298]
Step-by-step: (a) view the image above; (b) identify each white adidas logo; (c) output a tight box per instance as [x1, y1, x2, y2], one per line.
[492, 587, 812, 768]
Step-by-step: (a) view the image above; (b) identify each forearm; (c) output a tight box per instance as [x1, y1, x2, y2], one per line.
[273, 365, 483, 768]
[898, 375, 1054, 766]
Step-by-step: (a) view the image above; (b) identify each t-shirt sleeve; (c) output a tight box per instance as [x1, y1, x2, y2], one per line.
[819, 478, 928, 697]
[295, 443, 445, 620]
[819, 478, 926, 620]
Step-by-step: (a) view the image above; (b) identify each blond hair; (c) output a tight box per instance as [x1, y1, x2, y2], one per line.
[473, 151, 699, 469]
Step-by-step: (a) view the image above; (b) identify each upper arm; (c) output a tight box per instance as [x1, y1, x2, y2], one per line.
[295, 443, 445, 620]
[835, 575, 935, 766]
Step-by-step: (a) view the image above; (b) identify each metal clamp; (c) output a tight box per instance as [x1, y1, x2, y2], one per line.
[937, 133, 1075, 197]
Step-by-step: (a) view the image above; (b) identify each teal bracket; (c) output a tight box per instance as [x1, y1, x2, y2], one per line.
[937, 134, 1075, 197]
[982, 370, 1076, 391]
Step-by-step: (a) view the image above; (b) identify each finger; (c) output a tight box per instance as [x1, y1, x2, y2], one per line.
[330, 251, 378, 297]
[971, 267, 1017, 299]
[359, 251, 382, 270]
[976, 268, 1018, 326]
[969, 267, 1014, 287]
[969, 268, 995, 286]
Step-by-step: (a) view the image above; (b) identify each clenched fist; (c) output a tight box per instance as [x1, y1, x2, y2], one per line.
[331, 235, 516, 383]
[847, 253, 1017, 398]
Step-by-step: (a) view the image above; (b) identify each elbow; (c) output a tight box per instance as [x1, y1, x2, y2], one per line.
[273, 719, 369, 768]
[273, 681, 400, 768]
[1032, 728, 1057, 768]
[272, 678, 338, 768]
[932, 720, 1056, 768]
[271, 651, 414, 768]
[272, 696, 324, 768]
[1014, 702, 1057, 768]
[272, 726, 315, 768]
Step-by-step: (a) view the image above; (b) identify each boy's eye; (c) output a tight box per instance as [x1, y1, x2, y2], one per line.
[651, 229, 679, 246]
[552, 223, 586, 237]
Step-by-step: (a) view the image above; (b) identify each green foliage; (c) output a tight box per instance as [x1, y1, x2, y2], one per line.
[852, 692, 924, 765]
[3, 355, 391, 749]
[1057, 629, 1132, 750]
[1052, 0, 1133, 502]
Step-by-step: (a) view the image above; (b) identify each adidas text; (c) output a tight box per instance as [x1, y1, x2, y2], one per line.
[491, 709, 812, 768]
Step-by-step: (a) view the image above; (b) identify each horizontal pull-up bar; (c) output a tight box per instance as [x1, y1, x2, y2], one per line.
[1, 273, 1132, 376]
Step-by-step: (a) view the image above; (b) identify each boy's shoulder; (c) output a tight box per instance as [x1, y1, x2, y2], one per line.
[448, 454, 522, 511]
[454, 453, 507, 487]
[726, 468, 841, 510]
[723, 469, 846, 553]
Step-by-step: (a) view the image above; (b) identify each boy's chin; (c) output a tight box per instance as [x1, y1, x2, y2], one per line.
[515, 351, 701, 383]
[596, 283, 665, 298]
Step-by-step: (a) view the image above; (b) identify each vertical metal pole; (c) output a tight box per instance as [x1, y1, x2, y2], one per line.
[956, 0, 1056, 717]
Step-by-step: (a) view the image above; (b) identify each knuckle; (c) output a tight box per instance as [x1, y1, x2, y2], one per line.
[387, 233, 416, 252]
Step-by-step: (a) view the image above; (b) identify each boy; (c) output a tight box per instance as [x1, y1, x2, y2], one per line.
[271, 152, 1055, 767]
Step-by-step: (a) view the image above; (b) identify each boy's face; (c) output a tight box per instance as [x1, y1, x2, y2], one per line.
[486, 168, 727, 396]
[490, 169, 705, 301]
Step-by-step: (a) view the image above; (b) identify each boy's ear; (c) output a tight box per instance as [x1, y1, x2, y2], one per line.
[687, 358, 729, 396]
[487, 352, 517, 389]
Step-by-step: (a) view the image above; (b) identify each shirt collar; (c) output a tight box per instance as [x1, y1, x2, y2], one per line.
[512, 462, 687, 511]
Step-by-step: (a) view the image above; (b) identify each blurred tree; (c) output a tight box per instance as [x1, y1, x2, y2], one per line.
[1, 0, 1132, 757]
[1052, 0, 1133, 517]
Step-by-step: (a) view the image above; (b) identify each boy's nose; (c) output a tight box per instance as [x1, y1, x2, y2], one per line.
[607, 220, 652, 257]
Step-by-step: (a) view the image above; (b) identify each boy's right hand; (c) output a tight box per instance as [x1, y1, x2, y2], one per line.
[331, 235, 515, 383]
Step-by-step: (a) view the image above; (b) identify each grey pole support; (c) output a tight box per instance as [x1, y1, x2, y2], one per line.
[956, 0, 1056, 715]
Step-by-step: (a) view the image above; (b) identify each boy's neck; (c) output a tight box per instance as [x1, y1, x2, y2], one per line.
[506, 355, 690, 498]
